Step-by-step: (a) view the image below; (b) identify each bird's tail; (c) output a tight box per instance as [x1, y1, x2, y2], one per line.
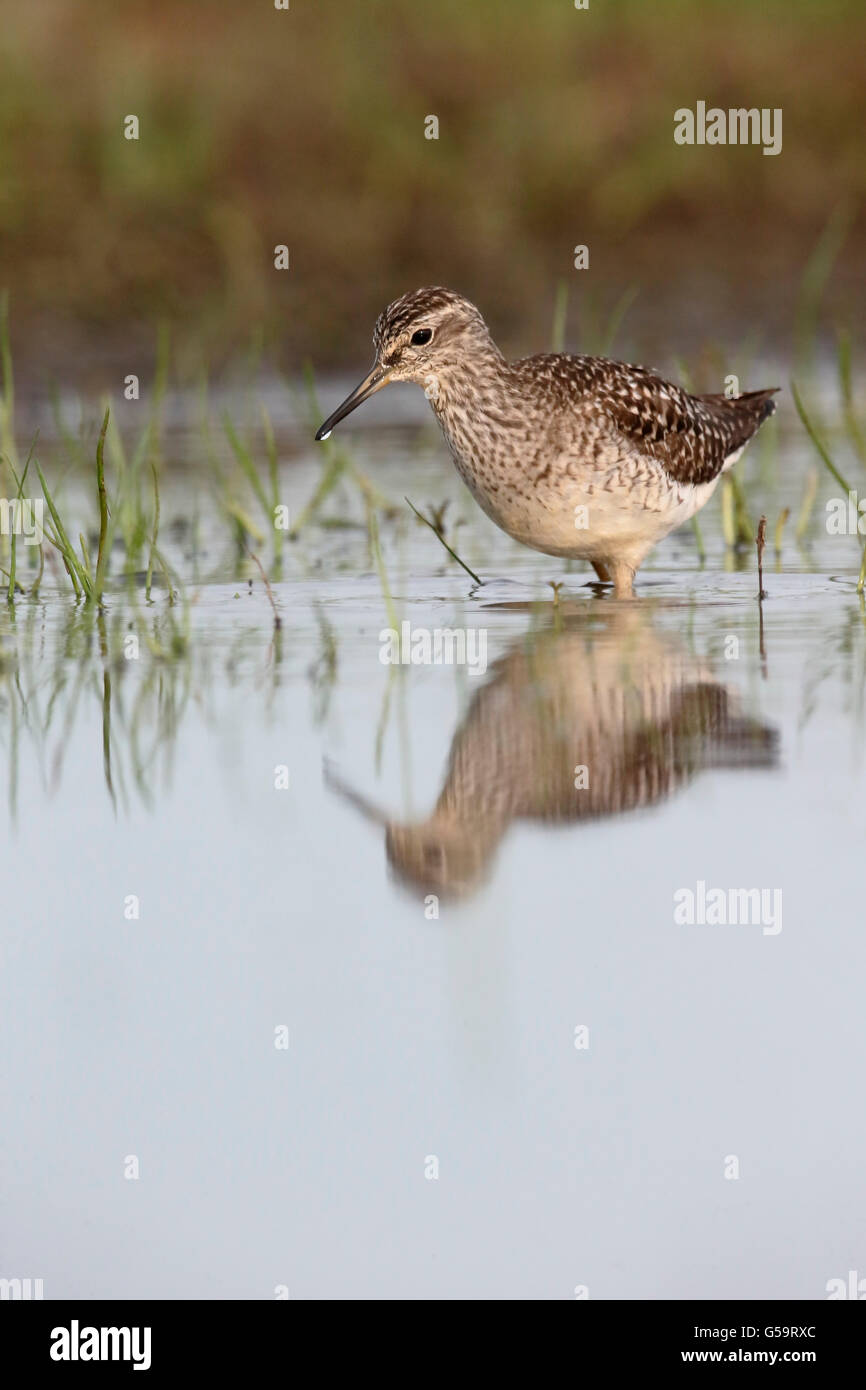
[696, 386, 779, 459]
[674, 684, 780, 770]
[701, 386, 779, 430]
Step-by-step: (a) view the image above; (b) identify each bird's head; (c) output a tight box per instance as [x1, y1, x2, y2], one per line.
[315, 287, 496, 440]
[384, 819, 497, 900]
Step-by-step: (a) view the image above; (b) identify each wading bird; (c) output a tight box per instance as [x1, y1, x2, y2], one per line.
[316, 288, 777, 595]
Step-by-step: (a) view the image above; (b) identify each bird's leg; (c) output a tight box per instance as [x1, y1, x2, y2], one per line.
[590, 559, 612, 584]
[610, 560, 636, 599]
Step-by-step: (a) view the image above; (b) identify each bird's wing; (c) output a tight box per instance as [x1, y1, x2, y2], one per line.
[521, 355, 778, 487]
[585, 360, 778, 486]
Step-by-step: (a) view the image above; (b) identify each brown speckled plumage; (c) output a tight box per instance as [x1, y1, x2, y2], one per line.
[509, 353, 777, 488]
[317, 287, 779, 594]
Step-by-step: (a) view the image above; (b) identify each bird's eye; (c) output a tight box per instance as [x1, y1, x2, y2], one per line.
[411, 328, 433, 346]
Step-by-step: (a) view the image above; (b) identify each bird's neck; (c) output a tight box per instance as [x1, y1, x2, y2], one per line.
[425, 350, 517, 441]
[425, 353, 542, 491]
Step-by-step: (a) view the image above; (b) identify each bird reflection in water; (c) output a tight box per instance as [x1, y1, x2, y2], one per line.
[326, 603, 778, 899]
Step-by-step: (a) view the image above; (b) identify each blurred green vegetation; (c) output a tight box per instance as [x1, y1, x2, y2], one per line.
[0, 0, 863, 378]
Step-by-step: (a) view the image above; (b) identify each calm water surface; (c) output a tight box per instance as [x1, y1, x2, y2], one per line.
[3, 396, 865, 1298]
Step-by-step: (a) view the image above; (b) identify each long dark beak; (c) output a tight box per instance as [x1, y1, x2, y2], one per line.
[323, 757, 390, 826]
[315, 364, 390, 441]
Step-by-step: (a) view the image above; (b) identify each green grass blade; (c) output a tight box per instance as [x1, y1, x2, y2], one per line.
[94, 407, 110, 603]
[405, 497, 482, 585]
[224, 412, 270, 519]
[791, 380, 852, 494]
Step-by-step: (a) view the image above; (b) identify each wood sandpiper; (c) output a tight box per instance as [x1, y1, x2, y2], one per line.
[316, 287, 778, 596]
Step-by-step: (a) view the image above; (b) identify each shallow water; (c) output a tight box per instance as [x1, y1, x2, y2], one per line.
[3, 409, 866, 1299]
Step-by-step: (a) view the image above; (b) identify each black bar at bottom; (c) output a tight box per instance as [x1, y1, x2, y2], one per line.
[3, 1298, 864, 1375]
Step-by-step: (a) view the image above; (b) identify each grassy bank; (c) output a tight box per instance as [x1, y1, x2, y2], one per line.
[0, 0, 864, 376]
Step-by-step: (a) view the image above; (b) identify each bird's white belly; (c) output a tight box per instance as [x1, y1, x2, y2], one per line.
[462, 454, 720, 563]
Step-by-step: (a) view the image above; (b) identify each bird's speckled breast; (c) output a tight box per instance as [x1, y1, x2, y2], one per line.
[428, 374, 709, 561]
